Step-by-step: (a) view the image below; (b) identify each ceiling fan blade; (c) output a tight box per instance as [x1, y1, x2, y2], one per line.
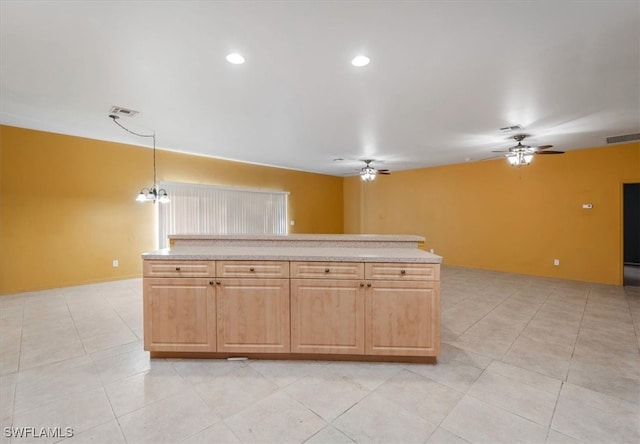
[534, 145, 554, 150]
[491, 150, 510, 153]
[377, 169, 390, 173]
[536, 150, 564, 154]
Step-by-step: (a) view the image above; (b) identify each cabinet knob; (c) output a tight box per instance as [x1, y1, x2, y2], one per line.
[175, 267, 181, 271]
[324, 268, 330, 273]
[249, 267, 255, 272]
[360, 282, 365, 287]
[209, 281, 214, 285]
[367, 283, 372, 287]
[400, 269, 406, 274]
[216, 280, 221, 285]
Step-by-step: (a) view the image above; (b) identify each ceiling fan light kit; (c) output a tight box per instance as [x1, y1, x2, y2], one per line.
[359, 159, 390, 181]
[507, 152, 534, 167]
[360, 166, 377, 181]
[493, 134, 564, 167]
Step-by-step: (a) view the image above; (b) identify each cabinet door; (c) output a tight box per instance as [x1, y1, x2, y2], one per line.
[216, 278, 290, 353]
[365, 280, 440, 356]
[143, 278, 216, 352]
[291, 279, 365, 354]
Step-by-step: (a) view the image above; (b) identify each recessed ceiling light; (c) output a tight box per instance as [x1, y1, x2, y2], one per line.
[226, 53, 245, 64]
[351, 55, 370, 67]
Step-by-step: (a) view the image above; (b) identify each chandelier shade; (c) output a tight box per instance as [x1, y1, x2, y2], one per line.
[506, 152, 534, 167]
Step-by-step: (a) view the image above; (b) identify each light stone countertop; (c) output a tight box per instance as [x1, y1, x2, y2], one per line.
[142, 246, 442, 263]
[169, 234, 425, 249]
[169, 234, 425, 242]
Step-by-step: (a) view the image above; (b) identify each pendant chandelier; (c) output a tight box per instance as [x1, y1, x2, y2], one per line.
[109, 114, 169, 203]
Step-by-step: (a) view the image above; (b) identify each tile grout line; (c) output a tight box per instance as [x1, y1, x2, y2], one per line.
[624, 287, 640, 348]
[541, 285, 591, 443]
[99, 287, 141, 340]
[7, 297, 27, 432]
[495, 285, 554, 362]
[63, 289, 131, 444]
[449, 283, 521, 340]
[544, 380, 566, 442]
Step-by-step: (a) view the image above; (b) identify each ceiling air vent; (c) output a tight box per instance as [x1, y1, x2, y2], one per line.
[109, 106, 139, 117]
[500, 125, 523, 132]
[606, 133, 640, 144]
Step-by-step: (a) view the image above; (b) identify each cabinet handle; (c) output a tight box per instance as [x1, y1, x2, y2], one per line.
[249, 267, 255, 272]
[367, 283, 372, 287]
[175, 267, 181, 271]
[400, 269, 406, 274]
[324, 268, 330, 273]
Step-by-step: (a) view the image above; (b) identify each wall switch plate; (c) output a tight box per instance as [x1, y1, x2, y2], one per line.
[112, 260, 119, 268]
[290, 220, 295, 226]
[553, 259, 560, 266]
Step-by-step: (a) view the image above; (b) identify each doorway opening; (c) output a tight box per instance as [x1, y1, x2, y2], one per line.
[623, 183, 640, 286]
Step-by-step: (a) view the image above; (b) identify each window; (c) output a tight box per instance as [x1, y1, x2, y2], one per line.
[157, 181, 288, 248]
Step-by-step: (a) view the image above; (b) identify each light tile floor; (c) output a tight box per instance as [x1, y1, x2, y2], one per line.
[1, 266, 639, 444]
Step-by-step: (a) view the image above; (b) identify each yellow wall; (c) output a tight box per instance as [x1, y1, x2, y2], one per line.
[0, 125, 343, 294]
[2, 124, 637, 293]
[344, 142, 640, 285]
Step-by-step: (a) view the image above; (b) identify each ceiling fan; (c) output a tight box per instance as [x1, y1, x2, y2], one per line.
[359, 159, 390, 181]
[492, 134, 565, 166]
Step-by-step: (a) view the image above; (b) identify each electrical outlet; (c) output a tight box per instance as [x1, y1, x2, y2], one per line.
[112, 259, 119, 268]
[290, 220, 295, 226]
[553, 259, 560, 266]
[429, 248, 434, 254]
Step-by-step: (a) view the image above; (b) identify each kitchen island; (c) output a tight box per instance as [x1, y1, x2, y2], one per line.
[142, 234, 442, 362]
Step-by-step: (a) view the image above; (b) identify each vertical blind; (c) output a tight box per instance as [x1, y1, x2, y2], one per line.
[157, 181, 288, 248]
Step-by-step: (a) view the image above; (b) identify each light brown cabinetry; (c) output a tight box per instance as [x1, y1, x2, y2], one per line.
[290, 278, 365, 354]
[290, 261, 365, 354]
[143, 278, 216, 352]
[143, 260, 216, 278]
[143, 258, 440, 360]
[216, 261, 290, 353]
[290, 262, 364, 280]
[364, 262, 440, 356]
[216, 261, 289, 279]
[290, 261, 439, 357]
[365, 262, 440, 281]
[365, 280, 439, 356]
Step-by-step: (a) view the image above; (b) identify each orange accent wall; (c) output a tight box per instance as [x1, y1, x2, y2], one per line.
[0, 126, 343, 294]
[344, 142, 640, 285]
[2, 125, 637, 293]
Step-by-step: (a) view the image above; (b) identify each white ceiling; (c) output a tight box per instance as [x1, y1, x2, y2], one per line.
[1, 1, 639, 176]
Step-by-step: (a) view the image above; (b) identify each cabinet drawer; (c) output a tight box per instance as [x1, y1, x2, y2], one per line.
[143, 260, 215, 278]
[365, 263, 439, 281]
[216, 261, 289, 278]
[290, 262, 364, 279]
